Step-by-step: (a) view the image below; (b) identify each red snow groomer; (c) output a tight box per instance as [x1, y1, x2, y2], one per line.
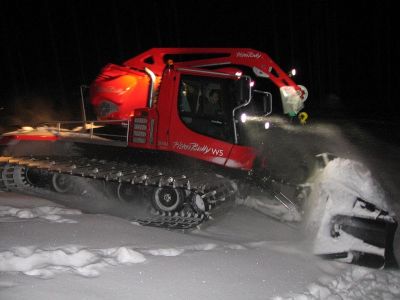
[0, 48, 396, 268]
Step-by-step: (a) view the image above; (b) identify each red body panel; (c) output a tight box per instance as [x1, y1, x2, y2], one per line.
[122, 48, 304, 92]
[86, 48, 308, 172]
[128, 108, 159, 149]
[225, 145, 257, 170]
[90, 64, 158, 120]
[167, 114, 233, 168]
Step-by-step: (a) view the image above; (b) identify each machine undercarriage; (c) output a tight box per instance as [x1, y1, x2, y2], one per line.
[0, 145, 238, 229]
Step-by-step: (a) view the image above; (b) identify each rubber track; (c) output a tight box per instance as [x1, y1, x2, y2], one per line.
[0, 156, 237, 229]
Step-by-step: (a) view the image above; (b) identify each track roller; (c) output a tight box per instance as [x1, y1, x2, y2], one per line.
[51, 173, 74, 193]
[152, 186, 184, 212]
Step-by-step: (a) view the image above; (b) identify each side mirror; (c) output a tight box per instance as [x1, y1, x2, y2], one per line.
[235, 76, 252, 104]
[262, 92, 272, 115]
[253, 90, 272, 116]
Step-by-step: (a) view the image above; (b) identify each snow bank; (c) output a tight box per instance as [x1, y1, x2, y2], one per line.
[0, 205, 81, 223]
[274, 265, 400, 300]
[237, 196, 302, 222]
[306, 157, 388, 215]
[0, 246, 146, 279]
[146, 248, 185, 256]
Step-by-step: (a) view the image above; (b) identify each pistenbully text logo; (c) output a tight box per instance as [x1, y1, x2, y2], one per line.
[173, 142, 224, 157]
[236, 51, 262, 59]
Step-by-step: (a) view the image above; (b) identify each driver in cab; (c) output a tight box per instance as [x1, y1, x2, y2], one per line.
[202, 89, 224, 118]
[201, 89, 228, 140]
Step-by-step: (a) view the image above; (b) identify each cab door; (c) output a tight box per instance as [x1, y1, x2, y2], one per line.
[167, 71, 235, 166]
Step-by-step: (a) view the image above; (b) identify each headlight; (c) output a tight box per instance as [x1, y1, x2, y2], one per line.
[240, 113, 247, 123]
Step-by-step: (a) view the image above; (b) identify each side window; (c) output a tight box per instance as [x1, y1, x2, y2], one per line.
[178, 75, 233, 143]
[179, 82, 200, 115]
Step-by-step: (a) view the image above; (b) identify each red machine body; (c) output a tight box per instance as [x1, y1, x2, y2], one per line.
[0, 48, 307, 172]
[89, 48, 307, 171]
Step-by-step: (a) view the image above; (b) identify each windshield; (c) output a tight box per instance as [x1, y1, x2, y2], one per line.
[178, 74, 245, 143]
[178, 73, 273, 146]
[233, 88, 273, 146]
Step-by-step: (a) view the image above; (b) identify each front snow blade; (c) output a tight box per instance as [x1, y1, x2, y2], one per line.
[327, 213, 397, 268]
[330, 215, 396, 249]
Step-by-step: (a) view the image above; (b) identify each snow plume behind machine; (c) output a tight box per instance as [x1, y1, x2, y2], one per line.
[0, 48, 396, 268]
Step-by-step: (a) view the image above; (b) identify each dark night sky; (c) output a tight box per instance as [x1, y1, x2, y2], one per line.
[0, 0, 398, 123]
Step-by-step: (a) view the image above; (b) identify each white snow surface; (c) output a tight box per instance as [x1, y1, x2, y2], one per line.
[0, 205, 81, 223]
[0, 188, 399, 299]
[1, 119, 400, 299]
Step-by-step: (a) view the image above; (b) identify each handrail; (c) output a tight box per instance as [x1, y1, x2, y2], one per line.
[80, 85, 89, 129]
[39, 119, 130, 144]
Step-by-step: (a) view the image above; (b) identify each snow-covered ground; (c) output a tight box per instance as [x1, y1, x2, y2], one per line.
[1, 191, 399, 300]
[1, 118, 400, 299]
